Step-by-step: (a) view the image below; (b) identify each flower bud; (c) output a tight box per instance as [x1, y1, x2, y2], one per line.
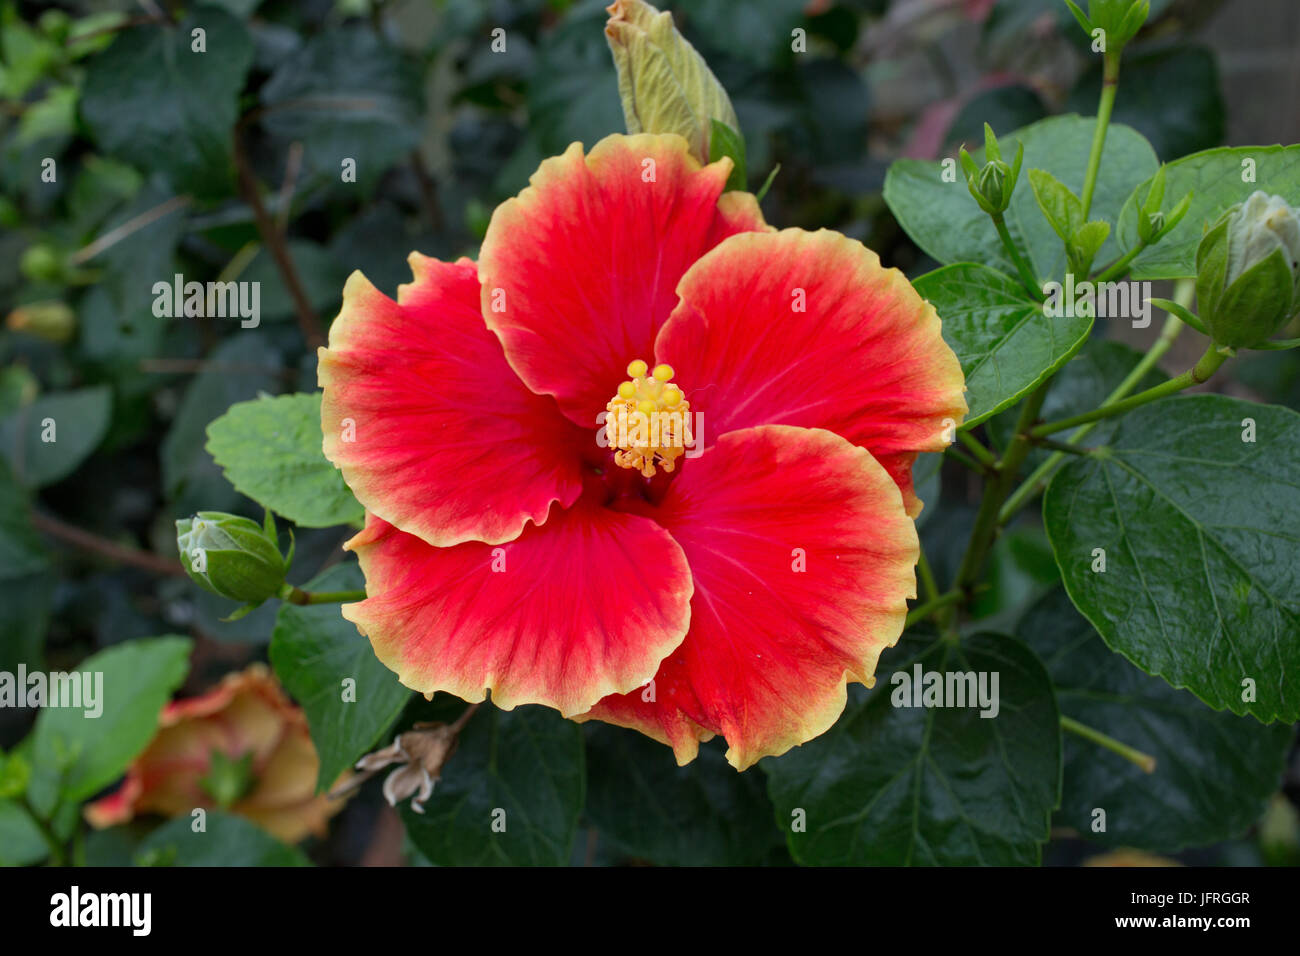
[6, 300, 76, 344]
[176, 511, 287, 609]
[1065, 0, 1150, 51]
[605, 0, 740, 164]
[960, 124, 1023, 216]
[1195, 191, 1300, 348]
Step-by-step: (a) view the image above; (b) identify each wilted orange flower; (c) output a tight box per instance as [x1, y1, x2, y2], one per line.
[84, 664, 344, 844]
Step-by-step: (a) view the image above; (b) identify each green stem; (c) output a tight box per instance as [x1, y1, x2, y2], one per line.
[906, 589, 963, 629]
[280, 584, 367, 605]
[991, 213, 1041, 298]
[957, 429, 998, 468]
[19, 797, 64, 866]
[1061, 715, 1157, 773]
[950, 383, 1050, 603]
[943, 445, 984, 473]
[997, 286, 1190, 523]
[1030, 343, 1228, 438]
[1080, 52, 1120, 219]
[916, 546, 939, 603]
[1034, 436, 1094, 456]
[1093, 237, 1146, 283]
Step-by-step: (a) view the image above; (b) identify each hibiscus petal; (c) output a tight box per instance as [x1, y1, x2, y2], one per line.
[344, 501, 693, 717]
[578, 425, 919, 770]
[319, 255, 587, 547]
[478, 132, 767, 428]
[655, 228, 967, 515]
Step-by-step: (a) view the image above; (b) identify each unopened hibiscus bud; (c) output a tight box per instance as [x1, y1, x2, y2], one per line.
[605, 0, 740, 164]
[1064, 0, 1150, 51]
[1195, 191, 1300, 348]
[6, 300, 75, 344]
[959, 124, 1023, 216]
[176, 511, 288, 611]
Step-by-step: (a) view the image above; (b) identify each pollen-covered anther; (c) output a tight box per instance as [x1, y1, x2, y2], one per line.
[603, 360, 692, 477]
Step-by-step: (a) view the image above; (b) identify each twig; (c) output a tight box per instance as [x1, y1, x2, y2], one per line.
[232, 119, 325, 349]
[31, 511, 187, 578]
[69, 195, 191, 265]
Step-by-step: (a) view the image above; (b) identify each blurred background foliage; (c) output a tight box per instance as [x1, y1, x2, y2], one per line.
[1, 0, 1297, 866]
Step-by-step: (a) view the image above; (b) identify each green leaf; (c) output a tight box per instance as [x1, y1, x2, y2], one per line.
[80, 9, 253, 196]
[0, 800, 48, 866]
[402, 703, 584, 866]
[763, 632, 1061, 865]
[206, 392, 362, 529]
[584, 727, 782, 866]
[914, 262, 1090, 426]
[270, 563, 409, 791]
[26, 636, 192, 816]
[1028, 168, 1083, 241]
[1043, 395, 1300, 722]
[135, 811, 311, 867]
[1117, 145, 1300, 279]
[1019, 589, 1292, 851]
[885, 115, 1158, 281]
[259, 26, 421, 194]
[0, 386, 111, 488]
[708, 119, 747, 191]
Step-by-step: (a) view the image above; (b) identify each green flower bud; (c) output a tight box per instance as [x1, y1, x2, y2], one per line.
[20, 244, 65, 283]
[1065, 0, 1150, 51]
[6, 300, 76, 344]
[1196, 191, 1300, 348]
[176, 511, 288, 609]
[960, 126, 1023, 215]
[605, 0, 740, 164]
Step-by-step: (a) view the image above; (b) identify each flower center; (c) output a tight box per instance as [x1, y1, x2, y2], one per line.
[603, 359, 692, 478]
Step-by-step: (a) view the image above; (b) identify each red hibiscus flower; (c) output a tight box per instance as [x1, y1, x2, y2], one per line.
[318, 133, 966, 770]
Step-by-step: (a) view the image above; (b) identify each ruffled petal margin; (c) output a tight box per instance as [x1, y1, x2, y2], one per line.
[343, 501, 694, 717]
[319, 255, 587, 548]
[478, 132, 767, 429]
[655, 228, 967, 516]
[578, 425, 919, 770]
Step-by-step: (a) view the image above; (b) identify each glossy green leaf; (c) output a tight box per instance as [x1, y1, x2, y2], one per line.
[584, 727, 782, 866]
[1117, 145, 1300, 279]
[26, 636, 192, 815]
[915, 262, 1090, 426]
[885, 115, 1158, 281]
[403, 703, 584, 866]
[763, 632, 1060, 865]
[206, 392, 363, 529]
[1043, 394, 1300, 722]
[270, 563, 409, 791]
[1019, 589, 1291, 851]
